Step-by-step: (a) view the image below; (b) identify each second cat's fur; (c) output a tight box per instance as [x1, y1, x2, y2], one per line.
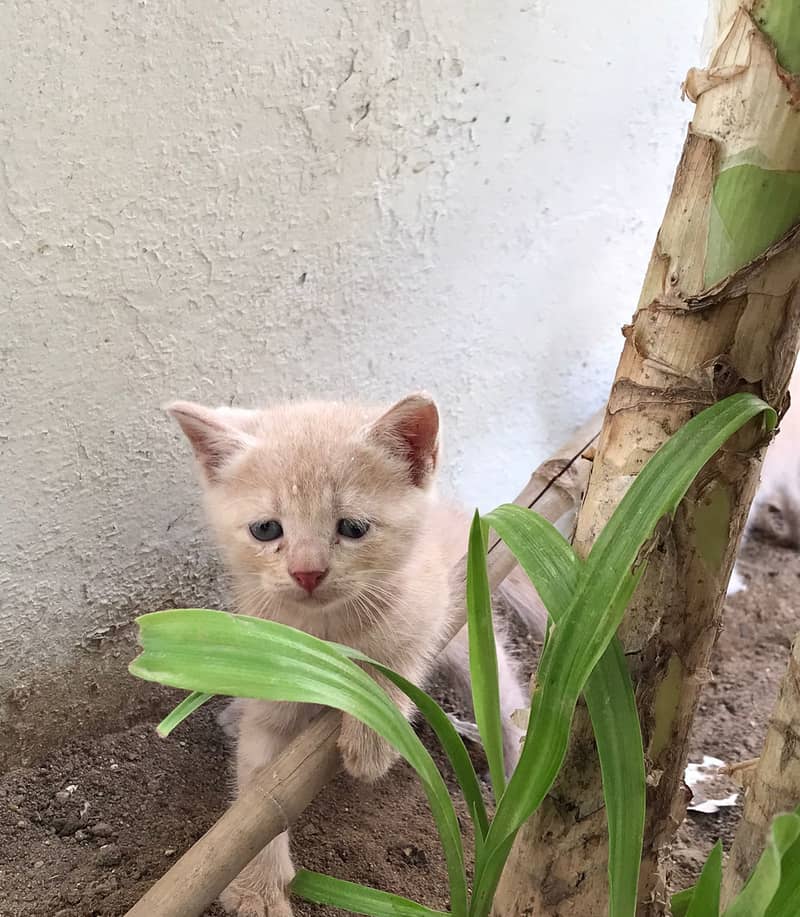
[729, 370, 800, 594]
[169, 393, 533, 917]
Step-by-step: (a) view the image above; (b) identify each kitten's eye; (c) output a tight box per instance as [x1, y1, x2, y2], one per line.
[249, 520, 284, 542]
[337, 518, 370, 539]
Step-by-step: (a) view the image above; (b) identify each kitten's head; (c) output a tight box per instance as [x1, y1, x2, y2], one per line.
[167, 394, 440, 618]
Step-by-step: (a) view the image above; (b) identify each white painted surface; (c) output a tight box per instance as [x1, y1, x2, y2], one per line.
[1, 1, 705, 685]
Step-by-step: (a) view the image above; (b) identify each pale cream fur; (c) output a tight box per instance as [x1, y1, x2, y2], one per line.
[168, 394, 527, 917]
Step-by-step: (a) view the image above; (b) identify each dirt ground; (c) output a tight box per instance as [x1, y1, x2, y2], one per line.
[1, 534, 798, 917]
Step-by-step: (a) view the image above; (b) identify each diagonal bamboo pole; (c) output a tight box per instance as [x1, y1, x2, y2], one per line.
[492, 3, 800, 914]
[125, 410, 602, 917]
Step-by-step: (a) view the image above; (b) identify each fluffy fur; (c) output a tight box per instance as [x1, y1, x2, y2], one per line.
[168, 393, 529, 917]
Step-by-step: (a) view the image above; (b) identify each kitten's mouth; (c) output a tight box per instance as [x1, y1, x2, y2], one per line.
[289, 586, 337, 607]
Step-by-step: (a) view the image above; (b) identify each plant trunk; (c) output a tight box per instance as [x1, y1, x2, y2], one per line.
[493, 2, 800, 915]
[722, 633, 800, 904]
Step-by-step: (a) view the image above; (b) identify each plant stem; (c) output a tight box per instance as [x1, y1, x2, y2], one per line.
[492, 2, 800, 913]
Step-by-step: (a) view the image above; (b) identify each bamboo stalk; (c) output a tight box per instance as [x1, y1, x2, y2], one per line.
[492, 2, 800, 914]
[125, 410, 602, 917]
[722, 633, 800, 903]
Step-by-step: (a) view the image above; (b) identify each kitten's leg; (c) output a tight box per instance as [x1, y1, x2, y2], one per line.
[219, 711, 295, 917]
[217, 697, 245, 740]
[338, 670, 412, 782]
[438, 627, 526, 777]
[495, 638, 526, 774]
[338, 626, 526, 783]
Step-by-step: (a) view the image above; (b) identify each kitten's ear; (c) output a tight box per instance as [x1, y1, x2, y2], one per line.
[370, 394, 439, 487]
[166, 401, 256, 481]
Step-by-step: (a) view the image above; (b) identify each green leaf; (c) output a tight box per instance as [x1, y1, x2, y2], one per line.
[291, 869, 448, 917]
[753, 0, 800, 73]
[129, 609, 468, 917]
[332, 642, 489, 842]
[765, 830, 800, 917]
[726, 812, 800, 917]
[672, 887, 695, 917]
[466, 511, 506, 799]
[483, 505, 645, 917]
[686, 841, 722, 917]
[706, 164, 800, 286]
[156, 691, 212, 738]
[471, 394, 775, 917]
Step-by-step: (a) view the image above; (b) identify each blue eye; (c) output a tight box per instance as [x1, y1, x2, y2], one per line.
[249, 520, 284, 542]
[337, 518, 370, 539]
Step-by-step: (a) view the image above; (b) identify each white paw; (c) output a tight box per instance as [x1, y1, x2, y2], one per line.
[220, 880, 294, 917]
[338, 717, 397, 782]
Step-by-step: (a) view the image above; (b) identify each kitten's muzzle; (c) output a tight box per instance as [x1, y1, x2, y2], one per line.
[290, 568, 329, 594]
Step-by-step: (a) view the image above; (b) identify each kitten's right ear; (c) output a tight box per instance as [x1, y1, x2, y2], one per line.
[166, 401, 256, 481]
[369, 393, 440, 488]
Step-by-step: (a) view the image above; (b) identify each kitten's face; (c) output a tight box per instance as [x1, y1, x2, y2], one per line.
[168, 396, 440, 618]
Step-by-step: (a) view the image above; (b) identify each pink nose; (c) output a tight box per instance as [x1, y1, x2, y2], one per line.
[291, 569, 328, 594]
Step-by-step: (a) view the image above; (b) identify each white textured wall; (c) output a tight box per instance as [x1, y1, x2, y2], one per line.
[1, 1, 705, 688]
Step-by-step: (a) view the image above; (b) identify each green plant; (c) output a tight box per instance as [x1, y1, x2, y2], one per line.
[130, 393, 775, 917]
[672, 808, 800, 917]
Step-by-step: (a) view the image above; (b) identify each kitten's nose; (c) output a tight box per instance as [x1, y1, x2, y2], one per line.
[291, 568, 328, 594]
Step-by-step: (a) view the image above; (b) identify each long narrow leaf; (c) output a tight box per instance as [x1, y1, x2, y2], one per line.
[129, 609, 468, 917]
[291, 869, 448, 917]
[764, 832, 800, 917]
[156, 691, 212, 737]
[686, 841, 722, 917]
[484, 504, 645, 917]
[472, 394, 775, 916]
[672, 887, 694, 917]
[725, 812, 800, 917]
[466, 511, 506, 798]
[333, 643, 489, 841]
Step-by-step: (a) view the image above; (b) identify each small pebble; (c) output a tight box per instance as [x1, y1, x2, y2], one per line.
[55, 815, 82, 837]
[96, 843, 122, 867]
[60, 885, 82, 906]
[55, 791, 71, 804]
[16, 820, 26, 829]
[164, 847, 176, 857]
[33, 860, 44, 869]
[90, 822, 113, 838]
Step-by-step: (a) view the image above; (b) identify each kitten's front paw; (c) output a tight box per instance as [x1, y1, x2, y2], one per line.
[216, 698, 244, 739]
[338, 716, 398, 782]
[220, 880, 294, 917]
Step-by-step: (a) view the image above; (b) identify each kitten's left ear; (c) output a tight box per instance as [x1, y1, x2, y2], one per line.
[370, 393, 439, 487]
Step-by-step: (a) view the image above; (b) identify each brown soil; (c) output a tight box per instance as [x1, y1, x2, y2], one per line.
[1, 535, 798, 917]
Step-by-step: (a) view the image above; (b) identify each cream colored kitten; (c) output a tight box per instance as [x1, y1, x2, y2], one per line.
[168, 393, 529, 917]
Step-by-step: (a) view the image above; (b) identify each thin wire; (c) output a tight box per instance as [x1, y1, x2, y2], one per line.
[487, 427, 601, 555]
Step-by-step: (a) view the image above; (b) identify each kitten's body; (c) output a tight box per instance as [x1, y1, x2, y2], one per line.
[169, 395, 528, 917]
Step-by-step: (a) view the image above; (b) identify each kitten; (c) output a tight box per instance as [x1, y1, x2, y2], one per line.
[729, 371, 800, 595]
[168, 393, 530, 917]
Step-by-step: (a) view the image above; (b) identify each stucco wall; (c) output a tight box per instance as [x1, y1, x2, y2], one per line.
[1, 1, 705, 757]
